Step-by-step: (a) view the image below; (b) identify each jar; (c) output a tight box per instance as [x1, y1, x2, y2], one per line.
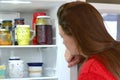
[2, 20, 12, 32]
[36, 16, 53, 45]
[0, 29, 12, 45]
[14, 18, 24, 25]
[13, 18, 25, 45]
[32, 12, 46, 45]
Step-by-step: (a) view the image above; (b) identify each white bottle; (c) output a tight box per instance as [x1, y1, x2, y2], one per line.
[8, 57, 24, 78]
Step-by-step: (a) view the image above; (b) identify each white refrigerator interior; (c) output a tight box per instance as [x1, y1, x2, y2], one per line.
[0, 0, 78, 80]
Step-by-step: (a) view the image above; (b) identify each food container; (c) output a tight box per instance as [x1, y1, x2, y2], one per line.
[27, 62, 43, 77]
[2, 20, 12, 32]
[8, 57, 24, 78]
[32, 12, 46, 45]
[0, 65, 6, 79]
[14, 18, 24, 25]
[43, 67, 56, 77]
[36, 16, 53, 45]
[0, 29, 12, 45]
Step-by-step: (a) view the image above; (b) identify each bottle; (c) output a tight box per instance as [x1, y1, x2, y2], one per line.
[8, 55, 24, 78]
[36, 16, 53, 45]
[8, 57, 24, 78]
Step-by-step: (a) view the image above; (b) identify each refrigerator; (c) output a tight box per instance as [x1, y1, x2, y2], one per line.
[0, 0, 78, 80]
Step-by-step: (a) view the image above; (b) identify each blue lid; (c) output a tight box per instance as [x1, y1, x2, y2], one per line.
[9, 58, 20, 60]
[9, 57, 20, 60]
[27, 62, 43, 66]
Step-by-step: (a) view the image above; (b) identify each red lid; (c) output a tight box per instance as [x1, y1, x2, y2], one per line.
[33, 12, 46, 17]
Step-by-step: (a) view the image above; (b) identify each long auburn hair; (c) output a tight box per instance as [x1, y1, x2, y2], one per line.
[57, 1, 120, 79]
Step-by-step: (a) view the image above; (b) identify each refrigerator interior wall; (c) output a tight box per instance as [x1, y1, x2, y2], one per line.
[0, 0, 74, 80]
[0, 11, 58, 78]
[0, 12, 20, 25]
[0, 48, 57, 77]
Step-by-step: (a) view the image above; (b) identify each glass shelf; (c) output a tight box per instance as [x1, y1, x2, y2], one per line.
[0, 76, 58, 80]
[0, 45, 57, 48]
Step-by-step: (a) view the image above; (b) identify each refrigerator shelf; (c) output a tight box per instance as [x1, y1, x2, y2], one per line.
[0, 45, 57, 48]
[0, 76, 58, 80]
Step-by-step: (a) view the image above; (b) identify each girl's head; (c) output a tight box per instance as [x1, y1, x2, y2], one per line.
[57, 1, 115, 57]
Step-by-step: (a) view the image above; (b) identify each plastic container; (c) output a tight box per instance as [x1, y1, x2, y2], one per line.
[27, 62, 43, 77]
[8, 57, 24, 78]
[0, 65, 6, 79]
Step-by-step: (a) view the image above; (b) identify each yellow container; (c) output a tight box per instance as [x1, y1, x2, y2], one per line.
[16, 25, 35, 45]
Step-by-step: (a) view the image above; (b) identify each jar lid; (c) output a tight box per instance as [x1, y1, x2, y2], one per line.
[9, 57, 20, 60]
[27, 62, 43, 66]
[2, 20, 12, 22]
[37, 16, 50, 19]
[33, 12, 46, 17]
[14, 18, 24, 21]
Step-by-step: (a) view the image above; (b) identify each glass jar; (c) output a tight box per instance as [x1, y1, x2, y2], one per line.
[32, 12, 46, 45]
[2, 20, 12, 32]
[36, 16, 53, 45]
[0, 29, 12, 45]
[14, 18, 24, 25]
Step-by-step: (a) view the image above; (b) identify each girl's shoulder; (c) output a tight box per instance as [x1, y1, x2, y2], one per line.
[78, 55, 117, 80]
